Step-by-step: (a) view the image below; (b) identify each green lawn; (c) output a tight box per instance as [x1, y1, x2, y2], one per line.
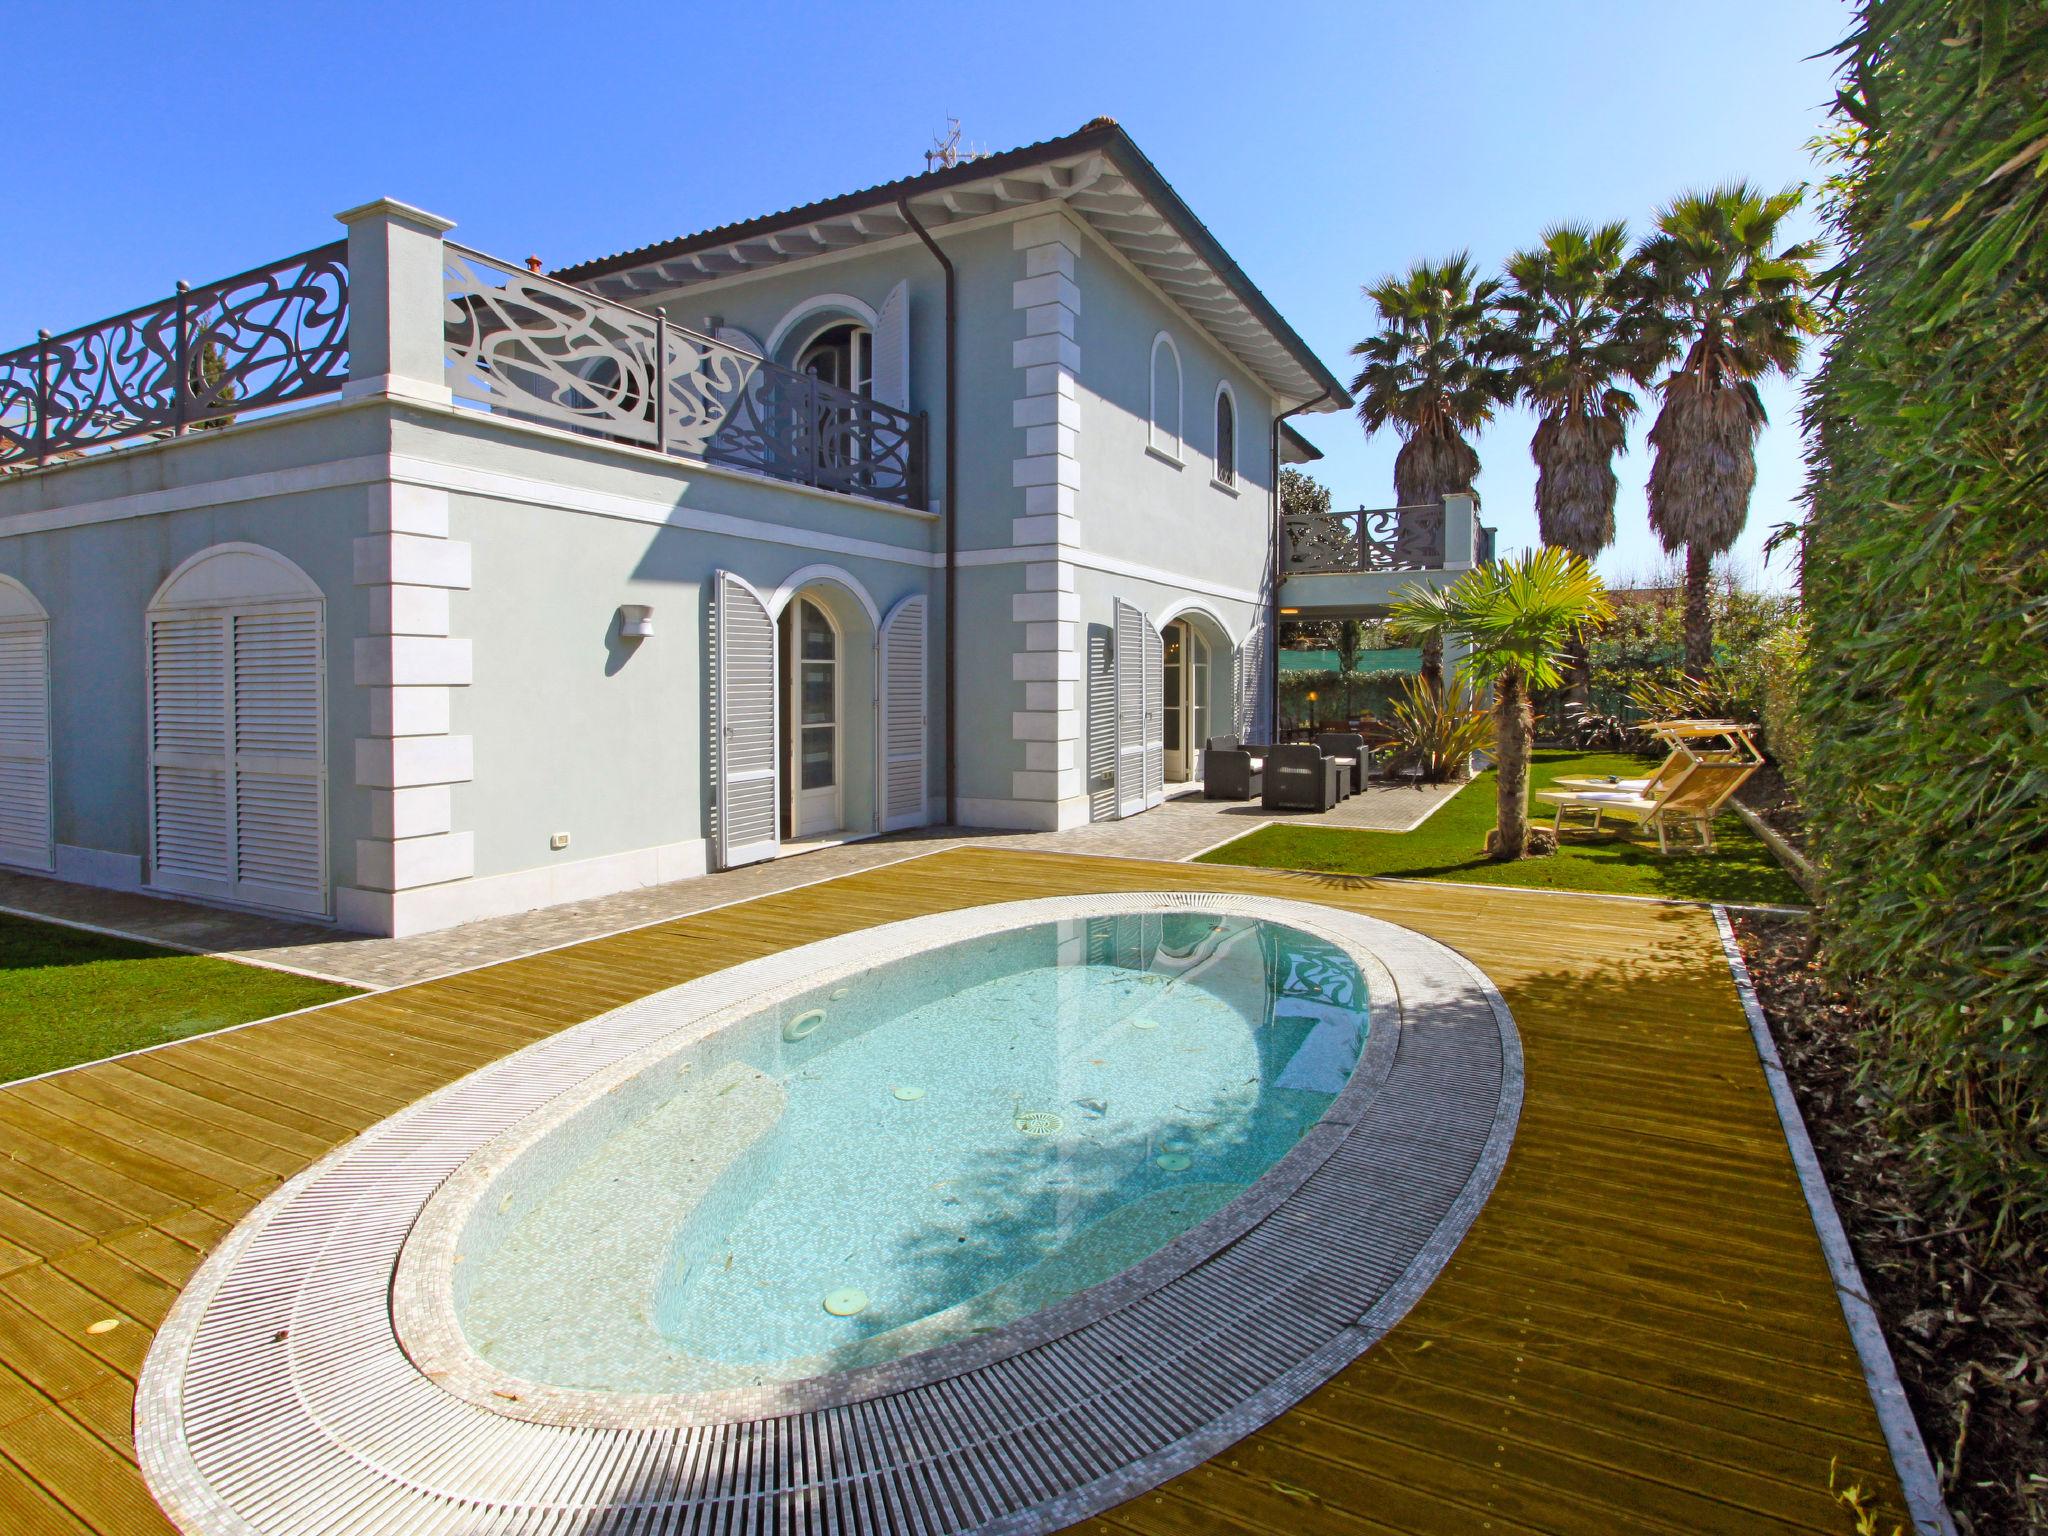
[1197, 749, 1807, 906]
[0, 915, 359, 1084]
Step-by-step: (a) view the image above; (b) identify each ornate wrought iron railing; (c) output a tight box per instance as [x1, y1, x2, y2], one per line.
[1283, 503, 1449, 573]
[442, 247, 926, 509]
[0, 244, 349, 469]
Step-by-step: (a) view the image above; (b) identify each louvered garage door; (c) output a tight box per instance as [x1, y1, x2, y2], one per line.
[148, 603, 326, 915]
[0, 619, 52, 871]
[712, 571, 778, 869]
[878, 594, 928, 832]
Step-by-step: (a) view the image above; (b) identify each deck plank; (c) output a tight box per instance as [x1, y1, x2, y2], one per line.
[0, 846, 1909, 1533]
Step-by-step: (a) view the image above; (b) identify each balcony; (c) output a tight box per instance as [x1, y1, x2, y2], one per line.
[1283, 498, 1494, 575]
[443, 247, 926, 508]
[0, 208, 927, 512]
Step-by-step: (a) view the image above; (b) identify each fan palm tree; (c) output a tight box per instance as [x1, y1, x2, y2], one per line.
[1351, 255, 1510, 689]
[1640, 185, 1820, 671]
[1491, 222, 1659, 701]
[1391, 549, 1613, 860]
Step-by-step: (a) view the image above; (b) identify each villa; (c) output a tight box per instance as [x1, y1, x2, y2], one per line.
[0, 118, 1488, 937]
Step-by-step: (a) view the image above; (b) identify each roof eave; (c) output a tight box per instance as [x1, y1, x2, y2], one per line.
[553, 122, 1350, 411]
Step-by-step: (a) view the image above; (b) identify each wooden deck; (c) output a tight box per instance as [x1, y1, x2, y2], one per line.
[0, 848, 1903, 1535]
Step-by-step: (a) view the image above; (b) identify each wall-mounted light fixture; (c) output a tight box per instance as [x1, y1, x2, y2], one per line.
[618, 603, 654, 639]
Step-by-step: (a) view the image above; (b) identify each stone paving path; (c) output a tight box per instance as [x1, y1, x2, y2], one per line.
[0, 778, 1463, 991]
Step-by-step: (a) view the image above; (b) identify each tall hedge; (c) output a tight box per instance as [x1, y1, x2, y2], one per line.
[1802, 0, 2048, 1235]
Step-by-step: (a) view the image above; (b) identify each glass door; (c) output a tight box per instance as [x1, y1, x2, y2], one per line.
[789, 598, 841, 837]
[1162, 622, 1186, 781]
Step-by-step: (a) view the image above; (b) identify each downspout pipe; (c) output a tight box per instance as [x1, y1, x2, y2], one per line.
[899, 196, 958, 824]
[1269, 390, 1331, 743]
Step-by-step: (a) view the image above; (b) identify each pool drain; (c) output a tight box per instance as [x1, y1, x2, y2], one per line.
[1155, 1152, 1193, 1172]
[822, 1287, 869, 1317]
[1014, 1110, 1063, 1136]
[892, 1085, 926, 1101]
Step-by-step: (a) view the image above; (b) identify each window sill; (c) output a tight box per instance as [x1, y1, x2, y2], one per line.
[1144, 443, 1185, 470]
[1210, 476, 1240, 498]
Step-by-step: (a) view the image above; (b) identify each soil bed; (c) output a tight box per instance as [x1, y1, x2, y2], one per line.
[1736, 759, 1807, 853]
[1732, 912, 2047, 1536]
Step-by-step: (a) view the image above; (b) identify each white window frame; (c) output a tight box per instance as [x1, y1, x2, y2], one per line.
[1147, 332, 1183, 466]
[1212, 380, 1239, 493]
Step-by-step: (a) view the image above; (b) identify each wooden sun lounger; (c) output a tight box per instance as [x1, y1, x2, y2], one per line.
[1535, 758, 1758, 854]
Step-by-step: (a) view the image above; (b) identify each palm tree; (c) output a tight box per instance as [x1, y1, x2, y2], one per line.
[1491, 222, 1659, 701]
[1391, 549, 1613, 860]
[1351, 255, 1510, 689]
[1333, 618, 1366, 721]
[1639, 185, 1820, 672]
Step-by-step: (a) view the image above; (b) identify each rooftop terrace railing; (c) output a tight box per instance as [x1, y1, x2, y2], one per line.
[0, 210, 926, 513]
[0, 244, 350, 468]
[442, 246, 927, 509]
[1284, 503, 1454, 574]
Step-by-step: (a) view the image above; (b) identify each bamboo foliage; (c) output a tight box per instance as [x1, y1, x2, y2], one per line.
[1802, 0, 2048, 1239]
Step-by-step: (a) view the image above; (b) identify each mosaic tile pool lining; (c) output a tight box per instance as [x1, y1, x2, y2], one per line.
[137, 893, 1521, 1536]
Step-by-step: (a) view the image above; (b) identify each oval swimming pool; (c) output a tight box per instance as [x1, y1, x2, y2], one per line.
[428, 910, 1370, 1397]
[144, 891, 1517, 1536]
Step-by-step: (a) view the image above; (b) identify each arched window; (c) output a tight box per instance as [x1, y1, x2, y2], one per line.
[1148, 333, 1182, 459]
[796, 321, 874, 398]
[1214, 383, 1237, 487]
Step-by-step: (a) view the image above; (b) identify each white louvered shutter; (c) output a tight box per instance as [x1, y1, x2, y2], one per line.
[149, 604, 326, 914]
[873, 281, 911, 412]
[713, 571, 779, 868]
[1237, 622, 1266, 742]
[230, 609, 325, 913]
[713, 325, 764, 357]
[0, 619, 52, 870]
[149, 612, 232, 889]
[1231, 644, 1246, 739]
[1113, 599, 1147, 818]
[878, 594, 928, 831]
[1142, 616, 1165, 808]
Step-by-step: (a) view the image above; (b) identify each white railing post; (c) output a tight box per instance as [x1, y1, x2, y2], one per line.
[336, 198, 456, 405]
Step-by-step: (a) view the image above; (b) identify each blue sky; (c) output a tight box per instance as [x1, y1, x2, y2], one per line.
[8, 0, 1846, 589]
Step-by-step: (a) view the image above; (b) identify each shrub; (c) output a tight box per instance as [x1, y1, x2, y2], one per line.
[1278, 666, 1414, 731]
[1756, 620, 1809, 793]
[1801, 1, 2048, 1240]
[1389, 676, 1490, 782]
[1582, 571, 1800, 727]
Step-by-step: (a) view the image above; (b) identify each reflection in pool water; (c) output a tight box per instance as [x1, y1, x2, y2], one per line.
[454, 911, 1365, 1394]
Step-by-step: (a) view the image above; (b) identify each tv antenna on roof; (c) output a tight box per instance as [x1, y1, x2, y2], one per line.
[926, 118, 984, 171]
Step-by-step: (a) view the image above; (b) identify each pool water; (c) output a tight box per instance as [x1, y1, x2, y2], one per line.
[454, 911, 1366, 1394]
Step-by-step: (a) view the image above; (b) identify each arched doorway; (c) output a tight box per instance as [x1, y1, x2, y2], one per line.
[1160, 610, 1232, 785]
[766, 572, 880, 851]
